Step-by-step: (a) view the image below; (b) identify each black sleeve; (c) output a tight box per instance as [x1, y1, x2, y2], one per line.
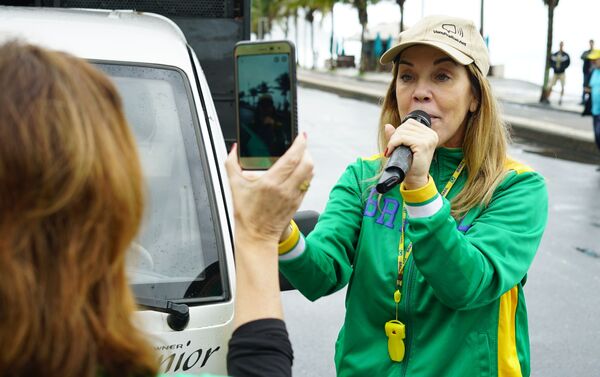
[227, 318, 293, 377]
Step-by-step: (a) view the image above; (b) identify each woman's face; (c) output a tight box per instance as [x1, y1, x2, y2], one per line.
[395, 45, 478, 148]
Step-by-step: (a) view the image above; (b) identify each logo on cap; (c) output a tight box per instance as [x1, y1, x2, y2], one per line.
[432, 23, 466, 47]
[441, 24, 464, 37]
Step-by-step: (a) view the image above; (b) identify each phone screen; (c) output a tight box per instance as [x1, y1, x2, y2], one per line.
[236, 52, 293, 167]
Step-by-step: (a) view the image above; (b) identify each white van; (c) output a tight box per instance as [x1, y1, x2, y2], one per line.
[0, 7, 236, 375]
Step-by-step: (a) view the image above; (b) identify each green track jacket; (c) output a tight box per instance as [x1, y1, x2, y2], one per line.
[279, 148, 548, 377]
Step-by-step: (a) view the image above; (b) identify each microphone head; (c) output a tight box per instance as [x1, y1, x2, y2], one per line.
[376, 175, 402, 194]
[405, 110, 431, 128]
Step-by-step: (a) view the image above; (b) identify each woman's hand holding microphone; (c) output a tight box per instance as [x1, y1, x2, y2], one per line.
[383, 119, 438, 190]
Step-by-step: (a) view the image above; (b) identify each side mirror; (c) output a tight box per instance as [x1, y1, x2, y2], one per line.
[279, 210, 320, 291]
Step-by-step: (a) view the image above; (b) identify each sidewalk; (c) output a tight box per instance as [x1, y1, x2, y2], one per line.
[298, 67, 596, 153]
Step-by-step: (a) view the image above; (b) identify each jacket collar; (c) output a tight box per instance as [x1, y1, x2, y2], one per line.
[435, 147, 464, 167]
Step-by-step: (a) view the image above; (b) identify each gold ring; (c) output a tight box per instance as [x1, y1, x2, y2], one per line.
[299, 180, 311, 192]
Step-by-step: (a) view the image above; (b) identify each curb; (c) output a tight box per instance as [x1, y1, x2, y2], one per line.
[299, 75, 383, 105]
[299, 74, 597, 155]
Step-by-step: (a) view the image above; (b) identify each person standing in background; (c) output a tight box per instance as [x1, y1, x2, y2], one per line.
[585, 50, 600, 163]
[544, 41, 571, 105]
[581, 39, 595, 105]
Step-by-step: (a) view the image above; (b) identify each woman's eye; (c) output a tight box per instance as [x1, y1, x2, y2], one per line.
[399, 74, 413, 82]
[436, 73, 450, 82]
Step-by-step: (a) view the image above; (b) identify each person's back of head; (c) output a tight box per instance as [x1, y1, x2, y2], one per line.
[0, 41, 158, 377]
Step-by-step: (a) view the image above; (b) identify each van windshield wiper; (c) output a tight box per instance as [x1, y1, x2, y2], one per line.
[136, 296, 190, 331]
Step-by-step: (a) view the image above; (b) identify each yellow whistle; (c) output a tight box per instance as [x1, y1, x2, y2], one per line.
[385, 320, 406, 362]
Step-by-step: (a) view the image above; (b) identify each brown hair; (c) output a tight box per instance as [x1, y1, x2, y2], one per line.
[0, 41, 158, 377]
[378, 60, 509, 217]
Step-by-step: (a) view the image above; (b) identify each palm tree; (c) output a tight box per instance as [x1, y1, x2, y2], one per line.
[254, 0, 338, 67]
[344, 0, 379, 74]
[396, 0, 406, 33]
[275, 0, 312, 66]
[304, 6, 318, 69]
[276, 72, 291, 97]
[300, 0, 337, 69]
[540, 0, 559, 103]
[252, 0, 284, 39]
[249, 88, 259, 105]
[257, 81, 271, 95]
[278, 0, 303, 64]
[329, 2, 336, 63]
[276, 0, 302, 41]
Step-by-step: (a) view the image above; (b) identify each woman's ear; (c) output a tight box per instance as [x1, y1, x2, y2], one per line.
[469, 98, 479, 113]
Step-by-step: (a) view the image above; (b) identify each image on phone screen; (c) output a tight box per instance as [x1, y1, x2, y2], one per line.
[237, 53, 293, 161]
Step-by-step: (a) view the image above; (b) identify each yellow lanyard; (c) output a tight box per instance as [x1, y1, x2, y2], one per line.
[386, 159, 465, 363]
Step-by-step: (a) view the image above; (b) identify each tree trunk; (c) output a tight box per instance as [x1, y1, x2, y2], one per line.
[397, 0, 406, 33]
[304, 9, 317, 69]
[540, 0, 555, 102]
[357, 1, 368, 73]
[330, 3, 335, 60]
[294, 10, 299, 65]
[310, 20, 316, 69]
[360, 23, 366, 73]
[400, 4, 404, 33]
[480, 0, 484, 36]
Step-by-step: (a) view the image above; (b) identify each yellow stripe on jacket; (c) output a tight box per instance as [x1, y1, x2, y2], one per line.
[505, 157, 534, 174]
[498, 286, 523, 377]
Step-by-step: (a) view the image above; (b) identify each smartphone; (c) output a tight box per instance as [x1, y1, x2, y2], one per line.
[234, 40, 297, 170]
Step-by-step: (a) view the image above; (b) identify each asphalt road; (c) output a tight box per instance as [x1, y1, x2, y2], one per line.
[281, 87, 600, 377]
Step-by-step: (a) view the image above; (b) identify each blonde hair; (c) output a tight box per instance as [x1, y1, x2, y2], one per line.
[0, 41, 158, 377]
[378, 61, 509, 217]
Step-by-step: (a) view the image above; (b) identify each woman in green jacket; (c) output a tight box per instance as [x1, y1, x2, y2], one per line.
[278, 15, 548, 377]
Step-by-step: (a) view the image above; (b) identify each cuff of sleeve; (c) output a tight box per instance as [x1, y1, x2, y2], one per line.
[400, 176, 437, 203]
[400, 176, 443, 218]
[279, 234, 306, 261]
[279, 220, 300, 255]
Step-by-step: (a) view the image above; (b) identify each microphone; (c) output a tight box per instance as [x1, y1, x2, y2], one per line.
[375, 110, 431, 194]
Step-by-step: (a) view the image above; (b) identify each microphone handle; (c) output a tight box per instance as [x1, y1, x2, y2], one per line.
[375, 146, 413, 194]
[375, 110, 430, 194]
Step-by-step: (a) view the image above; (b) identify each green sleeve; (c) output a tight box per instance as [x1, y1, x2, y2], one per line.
[279, 159, 367, 301]
[408, 171, 548, 310]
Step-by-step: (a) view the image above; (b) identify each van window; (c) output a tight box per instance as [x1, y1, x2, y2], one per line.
[96, 63, 228, 304]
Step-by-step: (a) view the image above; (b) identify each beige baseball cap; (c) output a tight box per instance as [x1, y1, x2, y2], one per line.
[380, 15, 490, 76]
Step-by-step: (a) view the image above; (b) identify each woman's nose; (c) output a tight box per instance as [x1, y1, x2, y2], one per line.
[412, 80, 432, 102]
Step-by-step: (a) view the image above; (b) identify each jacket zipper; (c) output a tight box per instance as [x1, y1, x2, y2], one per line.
[400, 152, 437, 376]
[400, 255, 416, 377]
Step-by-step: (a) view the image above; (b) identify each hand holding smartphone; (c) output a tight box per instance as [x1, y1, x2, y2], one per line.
[234, 40, 298, 170]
